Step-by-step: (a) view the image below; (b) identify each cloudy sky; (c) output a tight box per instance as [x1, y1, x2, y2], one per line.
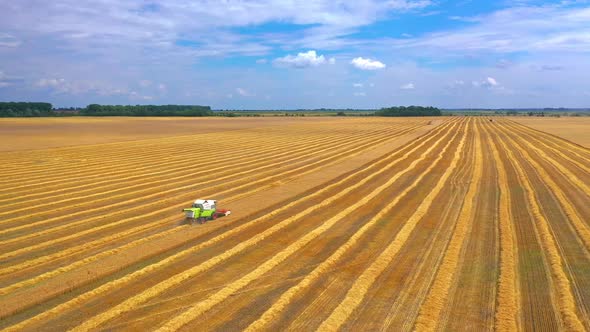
[0, 0, 589, 109]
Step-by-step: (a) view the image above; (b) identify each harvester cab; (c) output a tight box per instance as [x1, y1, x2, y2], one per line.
[182, 199, 231, 224]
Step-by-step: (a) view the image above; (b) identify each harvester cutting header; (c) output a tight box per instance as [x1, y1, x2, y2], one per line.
[182, 199, 231, 224]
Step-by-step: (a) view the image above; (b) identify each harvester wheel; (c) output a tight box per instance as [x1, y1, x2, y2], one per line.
[212, 213, 218, 220]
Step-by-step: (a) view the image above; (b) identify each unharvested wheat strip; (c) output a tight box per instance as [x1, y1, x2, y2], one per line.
[1, 121, 459, 331]
[73, 121, 462, 332]
[0, 124, 393, 200]
[0, 123, 421, 277]
[494, 123, 586, 331]
[483, 124, 520, 332]
[506, 119, 590, 159]
[494, 125, 590, 255]
[413, 120, 483, 331]
[503, 121, 590, 175]
[0, 125, 373, 205]
[244, 122, 465, 332]
[0, 126, 392, 230]
[0, 125, 411, 251]
[0, 124, 376, 190]
[0, 126, 397, 222]
[316, 120, 468, 332]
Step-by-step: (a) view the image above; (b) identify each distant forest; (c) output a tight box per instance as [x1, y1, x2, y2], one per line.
[0, 102, 54, 117]
[0, 102, 212, 117]
[376, 106, 442, 117]
[82, 104, 212, 116]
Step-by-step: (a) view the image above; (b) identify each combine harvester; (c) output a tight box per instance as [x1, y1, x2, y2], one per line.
[182, 199, 231, 224]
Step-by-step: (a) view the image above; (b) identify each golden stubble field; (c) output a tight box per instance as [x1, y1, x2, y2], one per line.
[0, 116, 589, 331]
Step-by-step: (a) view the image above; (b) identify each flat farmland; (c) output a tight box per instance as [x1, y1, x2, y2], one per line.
[512, 117, 590, 147]
[1, 117, 589, 331]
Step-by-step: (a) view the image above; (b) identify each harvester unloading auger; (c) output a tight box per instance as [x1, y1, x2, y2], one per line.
[182, 199, 231, 224]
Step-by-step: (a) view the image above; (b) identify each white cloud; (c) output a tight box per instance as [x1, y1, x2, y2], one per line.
[351, 57, 386, 70]
[158, 83, 167, 91]
[390, 6, 590, 54]
[273, 50, 334, 68]
[400, 83, 415, 89]
[139, 80, 152, 87]
[353, 83, 364, 88]
[236, 87, 254, 96]
[472, 77, 499, 88]
[35, 77, 146, 97]
[256, 59, 268, 64]
[35, 78, 66, 88]
[354, 92, 366, 97]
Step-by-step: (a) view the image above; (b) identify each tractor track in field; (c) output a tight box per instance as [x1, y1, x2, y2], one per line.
[440, 122, 498, 331]
[413, 120, 483, 331]
[484, 123, 520, 332]
[1, 117, 590, 331]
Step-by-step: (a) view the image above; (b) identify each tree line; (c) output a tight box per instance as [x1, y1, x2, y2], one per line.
[1, 103, 442, 117]
[0, 103, 212, 117]
[82, 104, 212, 116]
[375, 106, 442, 117]
[0, 102, 54, 117]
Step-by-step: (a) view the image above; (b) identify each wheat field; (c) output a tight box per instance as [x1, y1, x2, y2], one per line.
[0, 116, 589, 331]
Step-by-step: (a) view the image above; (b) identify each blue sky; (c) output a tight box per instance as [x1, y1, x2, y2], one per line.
[1, 0, 589, 109]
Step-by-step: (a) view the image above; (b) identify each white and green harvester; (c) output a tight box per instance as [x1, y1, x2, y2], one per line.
[182, 199, 231, 224]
